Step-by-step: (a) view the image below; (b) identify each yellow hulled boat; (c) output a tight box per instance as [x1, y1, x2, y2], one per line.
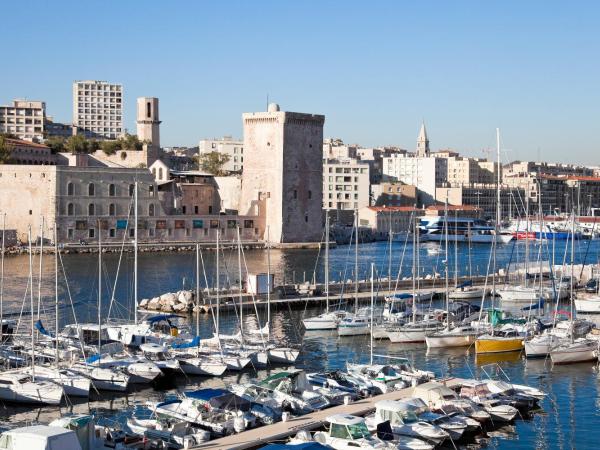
[475, 333, 524, 354]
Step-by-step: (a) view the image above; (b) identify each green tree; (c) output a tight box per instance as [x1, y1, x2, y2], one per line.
[197, 151, 231, 176]
[44, 136, 66, 154]
[88, 139, 100, 152]
[0, 135, 13, 164]
[118, 133, 144, 150]
[65, 135, 89, 154]
[100, 140, 121, 155]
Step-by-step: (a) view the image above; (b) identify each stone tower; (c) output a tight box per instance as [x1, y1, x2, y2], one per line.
[240, 103, 325, 243]
[416, 121, 430, 157]
[136, 97, 161, 147]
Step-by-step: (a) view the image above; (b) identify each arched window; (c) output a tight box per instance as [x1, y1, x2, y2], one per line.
[109, 203, 116, 216]
[149, 204, 155, 216]
[158, 168, 163, 180]
[129, 184, 135, 197]
[109, 184, 115, 197]
[67, 182, 74, 196]
[67, 203, 74, 216]
[88, 203, 95, 216]
[88, 183, 95, 196]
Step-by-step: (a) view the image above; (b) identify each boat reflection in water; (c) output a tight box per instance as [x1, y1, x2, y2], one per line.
[475, 350, 522, 366]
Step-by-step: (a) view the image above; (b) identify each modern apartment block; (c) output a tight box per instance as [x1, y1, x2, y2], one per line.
[198, 136, 244, 173]
[323, 158, 370, 211]
[72, 80, 123, 140]
[0, 100, 46, 141]
[382, 154, 448, 205]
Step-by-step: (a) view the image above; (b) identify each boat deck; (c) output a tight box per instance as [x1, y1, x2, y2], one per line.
[191, 377, 466, 450]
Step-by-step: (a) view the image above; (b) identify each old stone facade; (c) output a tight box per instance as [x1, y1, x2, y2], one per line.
[240, 103, 324, 243]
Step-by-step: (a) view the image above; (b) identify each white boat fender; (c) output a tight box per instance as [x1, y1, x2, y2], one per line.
[233, 416, 246, 433]
[282, 411, 290, 422]
[343, 395, 351, 405]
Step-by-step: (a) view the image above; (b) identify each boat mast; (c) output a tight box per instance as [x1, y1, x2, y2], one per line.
[134, 181, 138, 324]
[266, 226, 271, 337]
[537, 179, 544, 317]
[237, 227, 244, 339]
[325, 214, 330, 312]
[28, 226, 35, 380]
[467, 221, 473, 279]
[492, 128, 501, 334]
[216, 229, 220, 337]
[454, 210, 458, 288]
[0, 213, 5, 344]
[195, 242, 200, 338]
[37, 216, 44, 320]
[54, 223, 59, 367]
[98, 219, 102, 358]
[388, 209, 392, 293]
[570, 207, 575, 344]
[370, 262, 374, 365]
[525, 189, 530, 288]
[444, 196, 450, 331]
[412, 215, 417, 325]
[355, 209, 359, 312]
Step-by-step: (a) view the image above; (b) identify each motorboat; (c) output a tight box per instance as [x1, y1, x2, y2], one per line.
[306, 370, 375, 397]
[575, 295, 600, 314]
[126, 416, 211, 448]
[419, 216, 512, 244]
[448, 284, 487, 300]
[347, 363, 408, 394]
[140, 343, 181, 373]
[399, 397, 468, 439]
[524, 333, 563, 358]
[307, 414, 434, 450]
[255, 369, 330, 413]
[338, 313, 372, 336]
[458, 381, 519, 422]
[149, 388, 277, 435]
[412, 382, 491, 423]
[71, 364, 129, 392]
[0, 372, 63, 405]
[365, 400, 449, 444]
[0, 426, 81, 450]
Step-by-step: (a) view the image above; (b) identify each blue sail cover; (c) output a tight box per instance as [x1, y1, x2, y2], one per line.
[186, 388, 230, 401]
[86, 353, 101, 364]
[457, 280, 473, 289]
[390, 293, 412, 300]
[171, 336, 200, 349]
[259, 444, 331, 450]
[522, 298, 545, 311]
[34, 320, 53, 337]
[146, 314, 179, 324]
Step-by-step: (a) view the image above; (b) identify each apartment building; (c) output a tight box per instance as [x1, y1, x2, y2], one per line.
[198, 136, 244, 173]
[370, 182, 417, 207]
[0, 100, 46, 141]
[359, 205, 422, 236]
[323, 158, 370, 211]
[446, 157, 498, 185]
[382, 154, 447, 205]
[435, 184, 526, 219]
[72, 80, 123, 140]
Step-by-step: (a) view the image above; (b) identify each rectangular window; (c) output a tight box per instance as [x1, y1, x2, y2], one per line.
[88, 228, 95, 238]
[109, 228, 116, 237]
[68, 229, 74, 239]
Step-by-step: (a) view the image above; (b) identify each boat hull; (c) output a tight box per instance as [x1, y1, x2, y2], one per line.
[575, 298, 600, 314]
[303, 318, 338, 330]
[550, 342, 598, 364]
[475, 337, 523, 354]
[388, 329, 428, 343]
[338, 325, 370, 336]
[426, 333, 477, 348]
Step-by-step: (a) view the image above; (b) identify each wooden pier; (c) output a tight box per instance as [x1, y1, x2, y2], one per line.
[191, 377, 465, 450]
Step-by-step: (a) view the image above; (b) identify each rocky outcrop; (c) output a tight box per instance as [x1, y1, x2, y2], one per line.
[139, 289, 196, 313]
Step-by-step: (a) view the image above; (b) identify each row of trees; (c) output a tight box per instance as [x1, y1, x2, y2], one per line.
[45, 133, 147, 155]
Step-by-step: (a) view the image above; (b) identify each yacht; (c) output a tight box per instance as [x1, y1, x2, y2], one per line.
[550, 338, 599, 364]
[425, 325, 480, 348]
[0, 372, 63, 405]
[419, 216, 513, 244]
[387, 320, 441, 343]
[474, 328, 525, 354]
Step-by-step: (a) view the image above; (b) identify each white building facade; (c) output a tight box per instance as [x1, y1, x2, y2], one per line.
[198, 136, 244, 173]
[323, 158, 370, 210]
[72, 80, 123, 140]
[382, 154, 447, 205]
[0, 100, 46, 141]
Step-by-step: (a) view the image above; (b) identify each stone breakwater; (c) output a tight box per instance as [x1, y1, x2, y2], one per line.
[139, 289, 195, 313]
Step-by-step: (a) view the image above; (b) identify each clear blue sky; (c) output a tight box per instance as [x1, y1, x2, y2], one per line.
[3, 1, 599, 164]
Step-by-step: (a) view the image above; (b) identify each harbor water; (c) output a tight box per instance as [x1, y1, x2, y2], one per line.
[1, 239, 600, 448]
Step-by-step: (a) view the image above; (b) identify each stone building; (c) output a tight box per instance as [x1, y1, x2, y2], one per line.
[0, 100, 46, 141]
[72, 80, 123, 140]
[198, 136, 244, 173]
[323, 158, 370, 211]
[136, 97, 161, 148]
[4, 139, 56, 165]
[416, 122, 430, 157]
[0, 165, 262, 244]
[370, 182, 417, 207]
[358, 205, 423, 237]
[240, 103, 324, 243]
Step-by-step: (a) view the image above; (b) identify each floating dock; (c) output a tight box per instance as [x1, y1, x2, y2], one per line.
[191, 377, 466, 450]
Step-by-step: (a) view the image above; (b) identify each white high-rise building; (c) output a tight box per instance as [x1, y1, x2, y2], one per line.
[323, 158, 370, 210]
[382, 154, 447, 205]
[72, 80, 123, 140]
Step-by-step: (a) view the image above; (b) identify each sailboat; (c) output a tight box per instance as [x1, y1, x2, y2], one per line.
[303, 214, 345, 330]
[0, 226, 64, 405]
[426, 200, 479, 348]
[550, 213, 599, 365]
[448, 222, 486, 300]
[387, 216, 441, 343]
[475, 129, 525, 355]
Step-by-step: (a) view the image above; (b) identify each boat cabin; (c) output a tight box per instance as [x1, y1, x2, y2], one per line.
[326, 414, 372, 441]
[0, 426, 82, 450]
[375, 400, 420, 425]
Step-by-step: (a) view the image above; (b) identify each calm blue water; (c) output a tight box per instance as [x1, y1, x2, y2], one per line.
[1, 240, 600, 448]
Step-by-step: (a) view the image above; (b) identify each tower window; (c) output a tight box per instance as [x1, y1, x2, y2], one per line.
[109, 183, 115, 196]
[293, 190, 297, 199]
[88, 203, 95, 216]
[147, 102, 151, 118]
[67, 182, 74, 196]
[305, 214, 308, 223]
[88, 183, 95, 196]
[308, 190, 312, 199]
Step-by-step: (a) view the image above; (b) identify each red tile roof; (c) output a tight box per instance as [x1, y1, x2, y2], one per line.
[425, 204, 481, 211]
[6, 138, 49, 149]
[366, 206, 419, 212]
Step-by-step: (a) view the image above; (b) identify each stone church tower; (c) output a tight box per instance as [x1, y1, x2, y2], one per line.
[416, 121, 430, 157]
